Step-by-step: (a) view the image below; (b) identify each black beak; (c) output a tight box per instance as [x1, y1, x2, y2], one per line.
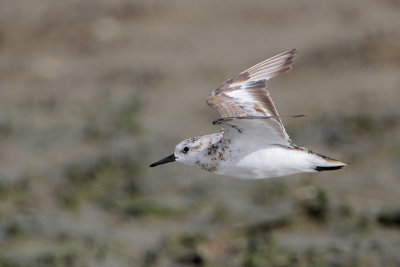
[149, 154, 176, 167]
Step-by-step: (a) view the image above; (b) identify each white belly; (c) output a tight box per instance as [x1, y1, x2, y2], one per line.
[215, 146, 318, 179]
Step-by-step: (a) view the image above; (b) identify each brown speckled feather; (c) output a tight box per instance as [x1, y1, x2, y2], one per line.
[150, 49, 348, 178]
[207, 49, 297, 145]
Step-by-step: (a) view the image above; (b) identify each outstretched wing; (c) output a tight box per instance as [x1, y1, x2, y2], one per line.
[213, 116, 300, 147]
[207, 49, 297, 146]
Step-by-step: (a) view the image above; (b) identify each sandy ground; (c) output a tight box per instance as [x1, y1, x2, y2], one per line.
[0, 0, 400, 266]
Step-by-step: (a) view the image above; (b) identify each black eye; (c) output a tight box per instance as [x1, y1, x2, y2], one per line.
[183, 147, 190, 153]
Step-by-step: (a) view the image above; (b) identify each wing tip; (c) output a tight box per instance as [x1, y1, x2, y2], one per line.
[275, 48, 298, 59]
[245, 48, 298, 79]
[286, 48, 298, 56]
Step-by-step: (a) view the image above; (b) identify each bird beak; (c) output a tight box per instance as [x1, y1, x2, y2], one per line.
[149, 154, 176, 167]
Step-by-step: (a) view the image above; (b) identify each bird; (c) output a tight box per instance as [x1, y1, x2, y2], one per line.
[149, 49, 348, 179]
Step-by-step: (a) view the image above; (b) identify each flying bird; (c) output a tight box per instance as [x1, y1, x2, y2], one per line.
[150, 49, 347, 179]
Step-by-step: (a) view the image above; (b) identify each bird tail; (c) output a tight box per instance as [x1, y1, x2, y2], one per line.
[314, 158, 348, 172]
[315, 165, 344, 171]
[293, 145, 348, 173]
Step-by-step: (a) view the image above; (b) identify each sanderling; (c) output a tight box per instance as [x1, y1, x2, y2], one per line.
[150, 49, 348, 179]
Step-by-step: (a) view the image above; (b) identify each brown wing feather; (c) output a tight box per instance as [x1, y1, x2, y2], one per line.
[207, 49, 298, 145]
[207, 49, 297, 119]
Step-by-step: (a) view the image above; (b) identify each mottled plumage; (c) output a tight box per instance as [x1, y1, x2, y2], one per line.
[150, 49, 347, 179]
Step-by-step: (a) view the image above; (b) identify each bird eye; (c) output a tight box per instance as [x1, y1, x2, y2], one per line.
[183, 147, 190, 153]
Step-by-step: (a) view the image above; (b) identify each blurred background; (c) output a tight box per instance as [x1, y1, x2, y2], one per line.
[0, 0, 400, 266]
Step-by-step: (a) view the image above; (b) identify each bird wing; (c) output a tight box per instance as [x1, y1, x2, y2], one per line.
[207, 49, 297, 146]
[213, 116, 300, 147]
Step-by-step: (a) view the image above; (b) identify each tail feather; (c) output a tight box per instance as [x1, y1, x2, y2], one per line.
[293, 145, 349, 172]
[315, 165, 344, 172]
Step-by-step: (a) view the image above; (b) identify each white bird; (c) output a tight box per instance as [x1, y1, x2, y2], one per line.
[150, 49, 348, 179]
